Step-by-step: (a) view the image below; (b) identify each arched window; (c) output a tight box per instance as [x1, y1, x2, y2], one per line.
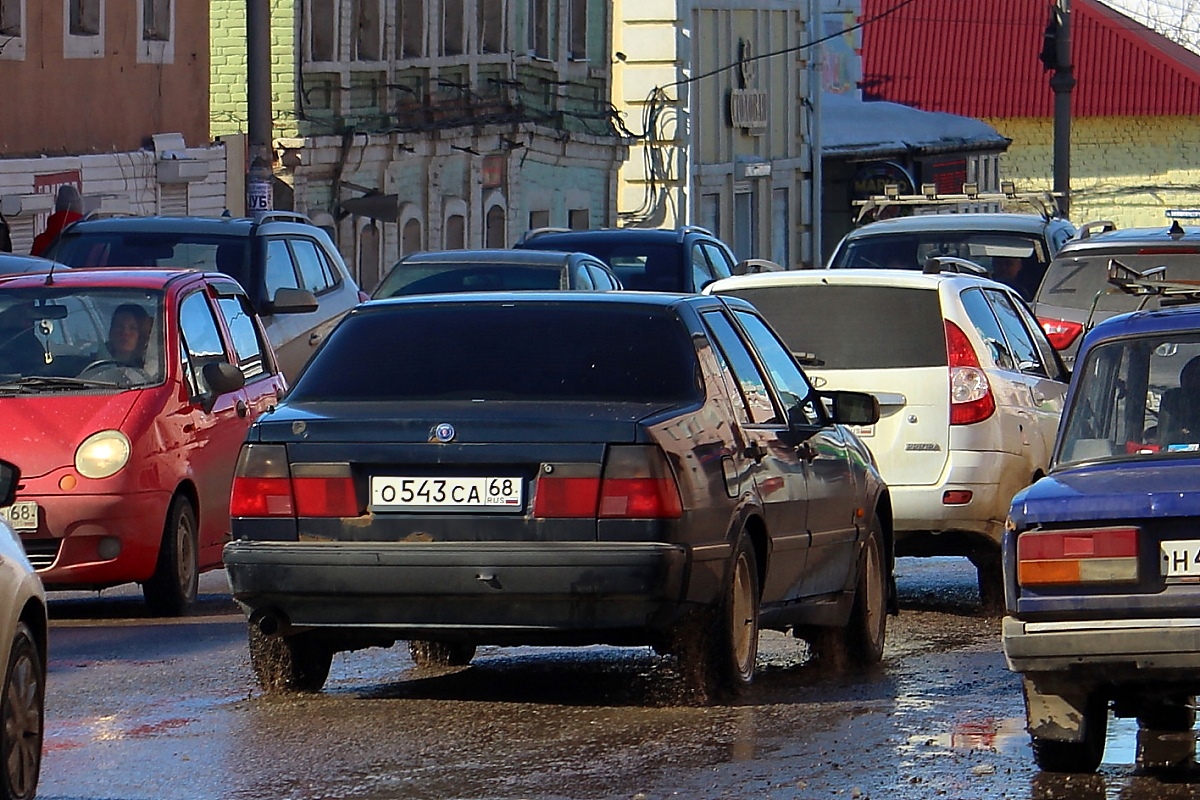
[485, 204, 506, 247]
[358, 221, 381, 292]
[445, 215, 466, 249]
[402, 217, 422, 255]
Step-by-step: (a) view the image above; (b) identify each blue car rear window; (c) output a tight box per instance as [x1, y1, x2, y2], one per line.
[290, 303, 702, 403]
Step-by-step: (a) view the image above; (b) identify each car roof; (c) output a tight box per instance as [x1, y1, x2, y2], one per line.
[1055, 224, 1200, 254]
[0, 267, 221, 291]
[707, 267, 987, 293]
[0, 253, 68, 273]
[840, 213, 1065, 239]
[518, 228, 712, 246]
[362, 289, 751, 312]
[397, 249, 599, 267]
[61, 215, 260, 235]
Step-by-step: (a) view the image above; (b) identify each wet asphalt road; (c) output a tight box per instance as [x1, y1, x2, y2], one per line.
[37, 558, 1200, 800]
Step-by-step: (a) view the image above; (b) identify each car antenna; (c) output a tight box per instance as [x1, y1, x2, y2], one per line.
[44, 260, 57, 286]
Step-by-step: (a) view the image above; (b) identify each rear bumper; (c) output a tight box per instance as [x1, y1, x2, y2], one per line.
[223, 540, 696, 645]
[1003, 615, 1200, 676]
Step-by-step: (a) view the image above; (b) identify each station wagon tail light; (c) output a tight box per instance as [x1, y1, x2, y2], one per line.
[945, 320, 995, 426]
[532, 446, 682, 519]
[1017, 526, 1140, 586]
[231, 444, 295, 517]
[1038, 317, 1084, 351]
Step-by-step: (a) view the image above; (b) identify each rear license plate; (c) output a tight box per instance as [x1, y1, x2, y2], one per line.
[370, 476, 523, 512]
[1161, 540, 1200, 577]
[0, 502, 38, 531]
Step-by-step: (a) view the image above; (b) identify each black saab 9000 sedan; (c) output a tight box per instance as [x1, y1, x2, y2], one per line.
[223, 292, 894, 701]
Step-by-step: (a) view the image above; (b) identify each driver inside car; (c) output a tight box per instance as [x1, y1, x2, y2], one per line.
[103, 303, 153, 368]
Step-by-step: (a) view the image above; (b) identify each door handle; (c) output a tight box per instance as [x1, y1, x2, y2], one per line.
[797, 441, 818, 463]
[236, 400, 248, 418]
[309, 332, 323, 346]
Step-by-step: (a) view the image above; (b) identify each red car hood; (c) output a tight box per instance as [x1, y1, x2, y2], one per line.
[0, 393, 138, 479]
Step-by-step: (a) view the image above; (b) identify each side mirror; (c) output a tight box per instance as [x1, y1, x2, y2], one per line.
[266, 287, 319, 315]
[0, 460, 18, 507]
[826, 390, 880, 426]
[201, 361, 246, 406]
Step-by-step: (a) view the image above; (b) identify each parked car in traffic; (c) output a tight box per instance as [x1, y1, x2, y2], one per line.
[0, 268, 292, 614]
[826, 212, 1078, 302]
[0, 458, 46, 800]
[514, 226, 774, 292]
[224, 292, 893, 701]
[1003, 266, 1200, 774]
[373, 249, 622, 298]
[41, 212, 366, 381]
[707, 264, 1069, 610]
[1031, 220, 1200, 367]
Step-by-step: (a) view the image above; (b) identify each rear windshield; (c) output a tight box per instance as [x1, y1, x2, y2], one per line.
[375, 263, 565, 297]
[49, 231, 253, 293]
[717, 285, 947, 369]
[832, 232, 1047, 300]
[290, 303, 702, 402]
[528, 241, 684, 292]
[1038, 253, 1200, 313]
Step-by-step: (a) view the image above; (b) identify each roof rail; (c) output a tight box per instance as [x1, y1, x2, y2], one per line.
[1106, 259, 1200, 302]
[1077, 219, 1117, 239]
[252, 211, 312, 226]
[516, 227, 572, 245]
[853, 182, 1065, 224]
[923, 256, 989, 277]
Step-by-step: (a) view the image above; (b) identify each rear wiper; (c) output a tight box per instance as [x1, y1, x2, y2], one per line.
[792, 351, 826, 367]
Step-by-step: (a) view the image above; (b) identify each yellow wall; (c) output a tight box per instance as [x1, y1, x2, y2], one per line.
[210, 0, 297, 140]
[990, 116, 1200, 228]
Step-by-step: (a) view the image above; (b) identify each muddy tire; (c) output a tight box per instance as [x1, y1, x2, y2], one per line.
[805, 519, 887, 669]
[247, 626, 333, 694]
[0, 623, 42, 800]
[1030, 696, 1108, 773]
[143, 495, 199, 617]
[409, 641, 477, 668]
[672, 536, 759, 703]
[971, 548, 1005, 616]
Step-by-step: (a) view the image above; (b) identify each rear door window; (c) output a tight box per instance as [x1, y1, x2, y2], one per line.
[718, 284, 946, 369]
[984, 288, 1046, 376]
[290, 238, 338, 294]
[701, 310, 779, 424]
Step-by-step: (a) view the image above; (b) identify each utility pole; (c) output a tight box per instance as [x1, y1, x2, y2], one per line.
[1043, 0, 1075, 217]
[246, 0, 274, 214]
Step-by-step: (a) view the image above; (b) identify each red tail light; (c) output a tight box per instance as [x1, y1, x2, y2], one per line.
[1038, 316, 1084, 351]
[533, 446, 682, 519]
[945, 320, 995, 426]
[231, 445, 359, 518]
[1017, 526, 1140, 586]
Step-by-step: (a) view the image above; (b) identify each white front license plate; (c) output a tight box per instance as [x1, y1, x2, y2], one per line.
[0, 502, 38, 531]
[370, 476, 523, 512]
[1161, 540, 1200, 577]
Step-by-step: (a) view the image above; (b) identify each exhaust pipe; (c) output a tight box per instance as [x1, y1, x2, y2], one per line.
[250, 609, 289, 637]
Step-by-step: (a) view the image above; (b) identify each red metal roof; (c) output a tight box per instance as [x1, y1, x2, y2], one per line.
[861, 0, 1200, 117]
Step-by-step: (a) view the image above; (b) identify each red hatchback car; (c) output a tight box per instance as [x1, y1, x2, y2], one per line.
[0, 268, 290, 614]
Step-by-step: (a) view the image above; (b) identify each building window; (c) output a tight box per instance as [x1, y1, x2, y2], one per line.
[477, 0, 503, 54]
[402, 217, 423, 255]
[397, 0, 424, 58]
[70, 0, 100, 35]
[138, 0, 173, 63]
[529, 209, 549, 229]
[353, 0, 381, 61]
[443, 0, 464, 56]
[309, 0, 337, 62]
[528, 0, 549, 58]
[445, 214, 466, 249]
[64, 0, 103, 58]
[485, 204, 506, 247]
[568, 0, 586, 60]
[568, 208, 588, 230]
[0, 0, 25, 60]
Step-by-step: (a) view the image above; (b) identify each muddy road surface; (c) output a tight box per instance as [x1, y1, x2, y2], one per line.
[38, 559, 1200, 799]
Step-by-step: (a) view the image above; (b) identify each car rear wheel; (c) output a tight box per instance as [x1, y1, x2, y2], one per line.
[142, 495, 199, 617]
[1, 623, 42, 800]
[408, 641, 477, 668]
[970, 547, 1004, 615]
[1031, 696, 1108, 773]
[672, 536, 760, 703]
[247, 626, 333, 694]
[805, 519, 887, 668]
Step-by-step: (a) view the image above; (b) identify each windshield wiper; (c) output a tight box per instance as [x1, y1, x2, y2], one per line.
[0, 375, 120, 392]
